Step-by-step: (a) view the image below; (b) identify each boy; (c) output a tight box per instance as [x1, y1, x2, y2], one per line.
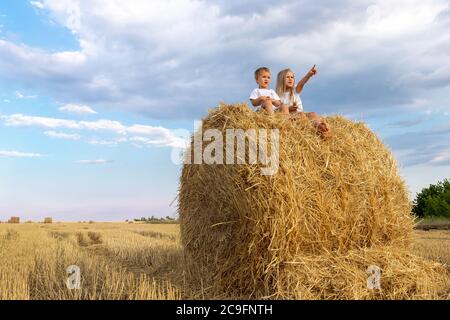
[249, 67, 289, 114]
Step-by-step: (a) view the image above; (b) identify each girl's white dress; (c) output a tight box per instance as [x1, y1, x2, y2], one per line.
[280, 92, 303, 112]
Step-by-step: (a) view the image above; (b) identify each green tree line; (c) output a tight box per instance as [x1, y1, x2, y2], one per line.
[412, 178, 450, 218]
[132, 216, 179, 223]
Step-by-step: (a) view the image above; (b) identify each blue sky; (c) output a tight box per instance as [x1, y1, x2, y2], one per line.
[0, 0, 449, 221]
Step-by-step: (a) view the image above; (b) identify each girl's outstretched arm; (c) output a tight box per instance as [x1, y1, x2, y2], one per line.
[296, 64, 317, 94]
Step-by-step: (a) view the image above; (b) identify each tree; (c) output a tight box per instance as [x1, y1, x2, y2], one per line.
[412, 178, 450, 218]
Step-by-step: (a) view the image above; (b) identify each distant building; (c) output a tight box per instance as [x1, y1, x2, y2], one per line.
[44, 217, 53, 224]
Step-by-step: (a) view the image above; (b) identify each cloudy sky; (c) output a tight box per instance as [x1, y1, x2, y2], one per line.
[0, 0, 449, 221]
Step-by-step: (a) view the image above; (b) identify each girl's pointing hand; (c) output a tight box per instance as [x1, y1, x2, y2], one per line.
[308, 64, 318, 77]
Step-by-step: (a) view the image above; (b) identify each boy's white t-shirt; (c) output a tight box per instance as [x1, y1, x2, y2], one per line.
[280, 92, 303, 112]
[249, 88, 280, 111]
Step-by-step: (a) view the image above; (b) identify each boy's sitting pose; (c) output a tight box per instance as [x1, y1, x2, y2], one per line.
[249, 67, 289, 114]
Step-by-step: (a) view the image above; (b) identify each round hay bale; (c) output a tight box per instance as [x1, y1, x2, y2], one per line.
[179, 104, 447, 298]
[278, 246, 449, 300]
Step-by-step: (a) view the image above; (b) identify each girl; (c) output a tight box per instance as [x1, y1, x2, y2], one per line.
[276, 66, 331, 137]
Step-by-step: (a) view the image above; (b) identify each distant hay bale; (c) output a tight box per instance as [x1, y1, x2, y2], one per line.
[179, 104, 450, 299]
[44, 217, 52, 224]
[8, 217, 20, 224]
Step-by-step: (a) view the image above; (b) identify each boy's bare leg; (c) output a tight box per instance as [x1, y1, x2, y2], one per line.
[262, 100, 274, 114]
[288, 112, 307, 121]
[306, 112, 320, 122]
[295, 112, 308, 120]
[306, 112, 331, 136]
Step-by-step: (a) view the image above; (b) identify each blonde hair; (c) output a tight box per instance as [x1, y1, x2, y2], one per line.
[254, 67, 270, 80]
[276, 68, 297, 107]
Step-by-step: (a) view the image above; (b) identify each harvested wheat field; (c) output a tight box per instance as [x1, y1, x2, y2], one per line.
[179, 104, 450, 299]
[0, 222, 182, 300]
[0, 223, 448, 300]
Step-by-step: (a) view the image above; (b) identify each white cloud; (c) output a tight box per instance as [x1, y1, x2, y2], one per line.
[267, 1, 448, 74]
[87, 138, 122, 145]
[15, 91, 37, 99]
[2, 114, 80, 129]
[59, 104, 97, 114]
[1, 113, 185, 148]
[44, 130, 81, 140]
[429, 152, 450, 165]
[3, 99, 10, 103]
[400, 162, 450, 196]
[75, 159, 113, 164]
[0, 0, 298, 117]
[79, 119, 125, 132]
[0, 150, 44, 158]
[0, 0, 444, 118]
[30, 1, 45, 9]
[0, 40, 87, 78]
[129, 135, 185, 148]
